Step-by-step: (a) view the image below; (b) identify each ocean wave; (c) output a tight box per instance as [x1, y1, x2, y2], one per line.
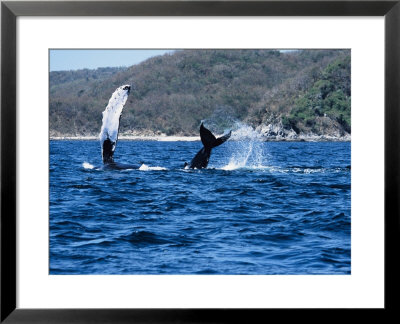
[121, 230, 171, 246]
[70, 237, 115, 248]
[50, 140, 351, 275]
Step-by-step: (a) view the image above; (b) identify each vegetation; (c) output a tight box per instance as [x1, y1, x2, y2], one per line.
[283, 56, 351, 134]
[49, 49, 350, 137]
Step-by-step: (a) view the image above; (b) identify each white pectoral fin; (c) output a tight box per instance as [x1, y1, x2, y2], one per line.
[99, 85, 131, 163]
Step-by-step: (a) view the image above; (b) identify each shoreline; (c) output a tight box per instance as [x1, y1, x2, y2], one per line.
[50, 135, 200, 141]
[50, 135, 351, 142]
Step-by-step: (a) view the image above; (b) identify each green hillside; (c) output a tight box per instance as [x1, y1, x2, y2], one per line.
[49, 49, 350, 138]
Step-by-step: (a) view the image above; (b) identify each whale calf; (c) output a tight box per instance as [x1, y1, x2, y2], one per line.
[99, 84, 140, 169]
[186, 123, 231, 169]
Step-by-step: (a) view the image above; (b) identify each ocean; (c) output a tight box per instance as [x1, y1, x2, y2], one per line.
[49, 136, 351, 275]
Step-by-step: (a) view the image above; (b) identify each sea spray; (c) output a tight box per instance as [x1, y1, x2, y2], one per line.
[201, 107, 267, 170]
[203, 106, 238, 134]
[221, 122, 267, 170]
[139, 164, 167, 171]
[82, 162, 95, 169]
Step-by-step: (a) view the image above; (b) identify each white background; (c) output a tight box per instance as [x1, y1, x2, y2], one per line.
[17, 17, 384, 308]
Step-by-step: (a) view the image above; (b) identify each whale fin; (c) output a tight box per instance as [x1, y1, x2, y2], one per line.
[200, 123, 217, 149]
[102, 137, 115, 163]
[200, 123, 231, 149]
[214, 130, 232, 147]
[99, 85, 131, 164]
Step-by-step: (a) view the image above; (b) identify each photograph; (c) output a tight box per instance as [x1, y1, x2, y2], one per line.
[3, 0, 398, 320]
[49, 49, 351, 275]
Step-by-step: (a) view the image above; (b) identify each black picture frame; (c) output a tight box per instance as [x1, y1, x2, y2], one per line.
[1, 0, 399, 322]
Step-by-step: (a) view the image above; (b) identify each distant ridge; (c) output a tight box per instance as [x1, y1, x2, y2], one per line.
[50, 49, 350, 140]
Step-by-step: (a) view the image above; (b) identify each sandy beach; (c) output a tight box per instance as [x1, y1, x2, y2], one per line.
[50, 134, 350, 142]
[50, 135, 200, 141]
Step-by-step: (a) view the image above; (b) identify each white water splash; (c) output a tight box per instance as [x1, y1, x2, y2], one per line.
[82, 162, 95, 169]
[139, 164, 167, 171]
[221, 122, 267, 170]
[99, 85, 131, 148]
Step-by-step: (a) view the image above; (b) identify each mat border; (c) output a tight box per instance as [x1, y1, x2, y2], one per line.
[1, 1, 399, 322]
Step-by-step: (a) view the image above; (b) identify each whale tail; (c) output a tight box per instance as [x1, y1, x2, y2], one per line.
[186, 123, 231, 169]
[200, 123, 232, 150]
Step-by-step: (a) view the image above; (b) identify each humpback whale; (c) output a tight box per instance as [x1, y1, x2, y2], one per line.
[186, 123, 231, 169]
[99, 85, 139, 169]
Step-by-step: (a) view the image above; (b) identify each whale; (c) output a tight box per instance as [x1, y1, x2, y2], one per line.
[185, 123, 231, 169]
[99, 84, 140, 169]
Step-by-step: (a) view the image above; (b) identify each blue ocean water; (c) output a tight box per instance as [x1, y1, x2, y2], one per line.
[49, 139, 351, 275]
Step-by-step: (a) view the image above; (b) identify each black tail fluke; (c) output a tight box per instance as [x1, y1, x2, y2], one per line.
[214, 130, 232, 147]
[188, 123, 231, 169]
[200, 123, 231, 149]
[200, 123, 217, 149]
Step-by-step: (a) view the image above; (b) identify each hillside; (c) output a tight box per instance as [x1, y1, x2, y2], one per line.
[49, 49, 351, 140]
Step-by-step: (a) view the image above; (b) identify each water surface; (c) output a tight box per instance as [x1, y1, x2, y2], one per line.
[50, 140, 351, 275]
